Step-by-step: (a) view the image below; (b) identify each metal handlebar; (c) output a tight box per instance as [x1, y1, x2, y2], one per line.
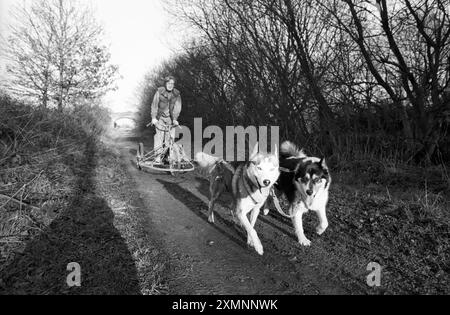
[146, 121, 180, 131]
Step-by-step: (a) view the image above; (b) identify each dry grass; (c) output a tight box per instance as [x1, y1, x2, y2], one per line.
[0, 98, 86, 271]
[0, 96, 141, 294]
[326, 160, 449, 294]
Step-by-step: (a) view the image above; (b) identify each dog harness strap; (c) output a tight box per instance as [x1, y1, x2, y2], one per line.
[270, 189, 295, 219]
[209, 159, 235, 175]
[221, 160, 236, 173]
[241, 165, 266, 204]
[231, 164, 244, 198]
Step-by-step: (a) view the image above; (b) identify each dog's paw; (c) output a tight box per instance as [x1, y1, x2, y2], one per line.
[254, 242, 264, 255]
[262, 208, 270, 216]
[316, 224, 328, 235]
[299, 238, 311, 246]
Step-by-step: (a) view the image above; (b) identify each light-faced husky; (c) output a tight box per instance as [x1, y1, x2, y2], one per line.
[271, 141, 331, 246]
[195, 143, 280, 255]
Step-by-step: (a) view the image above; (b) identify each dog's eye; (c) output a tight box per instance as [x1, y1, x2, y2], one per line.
[314, 178, 322, 184]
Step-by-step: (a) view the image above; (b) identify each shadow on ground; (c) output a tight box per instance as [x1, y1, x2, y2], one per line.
[156, 178, 250, 250]
[0, 138, 140, 295]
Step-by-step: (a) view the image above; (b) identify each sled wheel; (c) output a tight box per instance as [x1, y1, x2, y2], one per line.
[169, 160, 181, 177]
[169, 148, 181, 177]
[143, 162, 195, 174]
[138, 143, 145, 158]
[136, 142, 145, 170]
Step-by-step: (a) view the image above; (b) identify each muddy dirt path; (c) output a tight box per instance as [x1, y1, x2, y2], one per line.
[111, 129, 350, 295]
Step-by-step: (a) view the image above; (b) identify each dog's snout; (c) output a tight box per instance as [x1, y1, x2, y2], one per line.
[263, 180, 271, 187]
[306, 189, 313, 196]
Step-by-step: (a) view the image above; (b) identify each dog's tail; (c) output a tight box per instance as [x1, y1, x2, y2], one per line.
[195, 152, 221, 175]
[280, 141, 306, 159]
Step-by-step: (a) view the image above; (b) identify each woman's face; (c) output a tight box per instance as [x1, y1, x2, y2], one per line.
[165, 79, 175, 91]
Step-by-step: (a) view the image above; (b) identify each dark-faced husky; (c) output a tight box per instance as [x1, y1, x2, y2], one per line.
[272, 141, 331, 246]
[195, 143, 280, 255]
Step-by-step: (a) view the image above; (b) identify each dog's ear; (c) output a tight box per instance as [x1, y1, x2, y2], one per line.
[319, 158, 328, 172]
[250, 141, 259, 160]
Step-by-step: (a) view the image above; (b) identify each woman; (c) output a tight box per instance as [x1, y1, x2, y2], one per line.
[150, 76, 182, 154]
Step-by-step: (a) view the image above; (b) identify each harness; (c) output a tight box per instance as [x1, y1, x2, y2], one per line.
[228, 164, 269, 205]
[214, 161, 297, 217]
[269, 188, 295, 219]
[210, 159, 235, 174]
[209, 160, 236, 191]
[270, 166, 306, 219]
[242, 165, 267, 204]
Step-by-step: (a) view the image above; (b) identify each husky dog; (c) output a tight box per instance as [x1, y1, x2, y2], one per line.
[273, 141, 331, 246]
[195, 143, 280, 255]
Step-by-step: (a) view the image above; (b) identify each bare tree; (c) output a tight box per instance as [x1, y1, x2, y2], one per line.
[4, 0, 119, 110]
[326, 0, 450, 161]
[161, 0, 449, 162]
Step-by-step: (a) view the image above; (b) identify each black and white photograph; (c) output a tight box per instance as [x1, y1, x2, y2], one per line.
[0, 0, 449, 298]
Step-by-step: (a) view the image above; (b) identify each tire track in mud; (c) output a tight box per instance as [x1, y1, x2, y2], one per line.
[114, 132, 349, 295]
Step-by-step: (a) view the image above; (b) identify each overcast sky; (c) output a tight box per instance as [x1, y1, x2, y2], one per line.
[0, 0, 189, 113]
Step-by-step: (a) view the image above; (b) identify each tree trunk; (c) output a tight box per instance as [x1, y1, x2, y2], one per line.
[400, 104, 413, 140]
[282, 0, 337, 155]
[57, 0, 65, 112]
